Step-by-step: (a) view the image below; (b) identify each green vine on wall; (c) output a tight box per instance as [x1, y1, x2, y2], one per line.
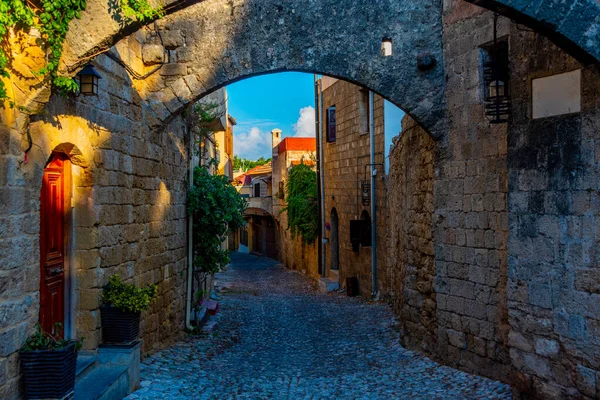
[282, 163, 319, 244]
[0, 0, 163, 105]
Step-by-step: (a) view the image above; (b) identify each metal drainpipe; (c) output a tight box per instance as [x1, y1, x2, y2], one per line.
[185, 128, 194, 330]
[369, 91, 378, 297]
[314, 74, 323, 278]
[319, 79, 327, 278]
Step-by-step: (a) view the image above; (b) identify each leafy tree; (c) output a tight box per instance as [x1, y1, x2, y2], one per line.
[233, 155, 271, 171]
[187, 165, 247, 313]
[282, 163, 318, 244]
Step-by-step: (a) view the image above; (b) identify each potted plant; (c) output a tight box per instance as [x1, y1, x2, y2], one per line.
[19, 324, 83, 400]
[101, 275, 157, 344]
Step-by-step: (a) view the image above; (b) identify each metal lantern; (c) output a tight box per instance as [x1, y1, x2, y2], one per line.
[76, 64, 102, 96]
[484, 14, 510, 124]
[361, 181, 370, 206]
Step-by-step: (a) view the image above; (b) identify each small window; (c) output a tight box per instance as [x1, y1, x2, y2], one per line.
[254, 183, 261, 197]
[359, 89, 370, 135]
[278, 181, 285, 200]
[326, 106, 336, 143]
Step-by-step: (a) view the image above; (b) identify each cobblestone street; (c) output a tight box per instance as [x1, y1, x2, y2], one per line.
[126, 252, 512, 399]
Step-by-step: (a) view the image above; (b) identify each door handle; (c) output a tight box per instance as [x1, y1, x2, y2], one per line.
[49, 268, 64, 275]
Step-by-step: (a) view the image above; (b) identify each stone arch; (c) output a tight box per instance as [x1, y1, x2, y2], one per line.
[29, 115, 97, 169]
[117, 0, 447, 139]
[12, 0, 598, 123]
[63, 0, 600, 73]
[50, 143, 87, 168]
[465, 0, 600, 64]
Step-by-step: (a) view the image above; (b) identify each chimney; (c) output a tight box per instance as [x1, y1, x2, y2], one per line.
[272, 129, 282, 158]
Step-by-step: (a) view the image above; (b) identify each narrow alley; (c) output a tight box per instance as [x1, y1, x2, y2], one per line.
[126, 252, 511, 399]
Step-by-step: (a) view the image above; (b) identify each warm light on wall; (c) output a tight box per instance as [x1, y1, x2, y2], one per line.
[381, 38, 393, 57]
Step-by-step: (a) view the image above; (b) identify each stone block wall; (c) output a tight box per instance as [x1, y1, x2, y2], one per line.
[276, 210, 319, 279]
[0, 34, 190, 398]
[506, 27, 600, 399]
[321, 79, 387, 296]
[438, 1, 511, 382]
[387, 115, 436, 355]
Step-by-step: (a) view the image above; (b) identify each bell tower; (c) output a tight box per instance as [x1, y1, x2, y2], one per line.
[272, 129, 282, 159]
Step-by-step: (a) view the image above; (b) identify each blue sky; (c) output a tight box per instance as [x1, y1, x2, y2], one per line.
[226, 72, 405, 164]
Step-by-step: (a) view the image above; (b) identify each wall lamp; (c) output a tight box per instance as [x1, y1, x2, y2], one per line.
[76, 64, 102, 96]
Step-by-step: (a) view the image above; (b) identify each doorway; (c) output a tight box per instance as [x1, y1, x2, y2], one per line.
[39, 152, 71, 337]
[330, 208, 339, 271]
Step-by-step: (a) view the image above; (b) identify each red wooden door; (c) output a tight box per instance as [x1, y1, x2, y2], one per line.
[40, 153, 70, 336]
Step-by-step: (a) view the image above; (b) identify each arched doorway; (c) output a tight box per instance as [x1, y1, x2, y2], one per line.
[330, 208, 339, 271]
[39, 152, 72, 337]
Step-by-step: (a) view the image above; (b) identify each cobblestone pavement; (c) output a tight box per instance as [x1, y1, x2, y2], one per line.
[126, 252, 512, 399]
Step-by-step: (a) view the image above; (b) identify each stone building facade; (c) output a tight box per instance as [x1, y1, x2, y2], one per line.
[0, 37, 192, 398]
[320, 78, 389, 297]
[271, 135, 319, 278]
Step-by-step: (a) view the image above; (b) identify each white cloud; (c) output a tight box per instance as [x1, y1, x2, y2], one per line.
[234, 127, 272, 160]
[292, 106, 316, 137]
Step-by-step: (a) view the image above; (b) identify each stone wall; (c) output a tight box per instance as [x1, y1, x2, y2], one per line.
[387, 116, 436, 354]
[436, 1, 511, 382]
[506, 27, 600, 399]
[276, 210, 319, 279]
[321, 79, 387, 296]
[0, 37, 190, 398]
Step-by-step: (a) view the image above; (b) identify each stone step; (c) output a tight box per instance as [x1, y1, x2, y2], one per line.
[75, 354, 97, 380]
[74, 365, 129, 400]
[202, 300, 219, 315]
[319, 277, 340, 293]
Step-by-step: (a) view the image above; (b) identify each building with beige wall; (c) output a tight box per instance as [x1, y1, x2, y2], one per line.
[319, 78, 389, 296]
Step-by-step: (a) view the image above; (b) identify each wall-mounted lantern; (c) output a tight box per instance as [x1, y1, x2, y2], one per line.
[381, 37, 393, 57]
[361, 181, 370, 206]
[483, 14, 510, 124]
[76, 64, 102, 96]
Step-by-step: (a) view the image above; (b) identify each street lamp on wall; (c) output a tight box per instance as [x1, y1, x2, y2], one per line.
[483, 14, 510, 124]
[76, 64, 102, 96]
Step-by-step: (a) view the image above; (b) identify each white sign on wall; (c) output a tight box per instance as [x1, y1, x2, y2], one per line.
[532, 69, 581, 119]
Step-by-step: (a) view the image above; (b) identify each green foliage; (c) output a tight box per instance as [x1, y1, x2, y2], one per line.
[190, 101, 222, 160]
[20, 323, 84, 351]
[282, 163, 318, 244]
[233, 155, 271, 172]
[0, 0, 163, 104]
[119, 0, 163, 22]
[188, 165, 247, 275]
[101, 275, 157, 313]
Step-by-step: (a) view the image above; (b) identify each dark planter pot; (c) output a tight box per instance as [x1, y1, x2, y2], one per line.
[20, 341, 78, 400]
[101, 306, 141, 344]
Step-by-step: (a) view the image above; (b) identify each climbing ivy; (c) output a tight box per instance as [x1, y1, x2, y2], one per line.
[0, 0, 163, 105]
[282, 163, 318, 244]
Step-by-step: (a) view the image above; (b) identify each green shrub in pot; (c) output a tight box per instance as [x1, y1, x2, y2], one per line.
[101, 276, 157, 344]
[19, 324, 83, 399]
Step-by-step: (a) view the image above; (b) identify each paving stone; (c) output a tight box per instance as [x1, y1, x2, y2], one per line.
[125, 252, 512, 399]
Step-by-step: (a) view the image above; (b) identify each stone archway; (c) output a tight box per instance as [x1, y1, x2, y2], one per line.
[62, 0, 600, 71]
